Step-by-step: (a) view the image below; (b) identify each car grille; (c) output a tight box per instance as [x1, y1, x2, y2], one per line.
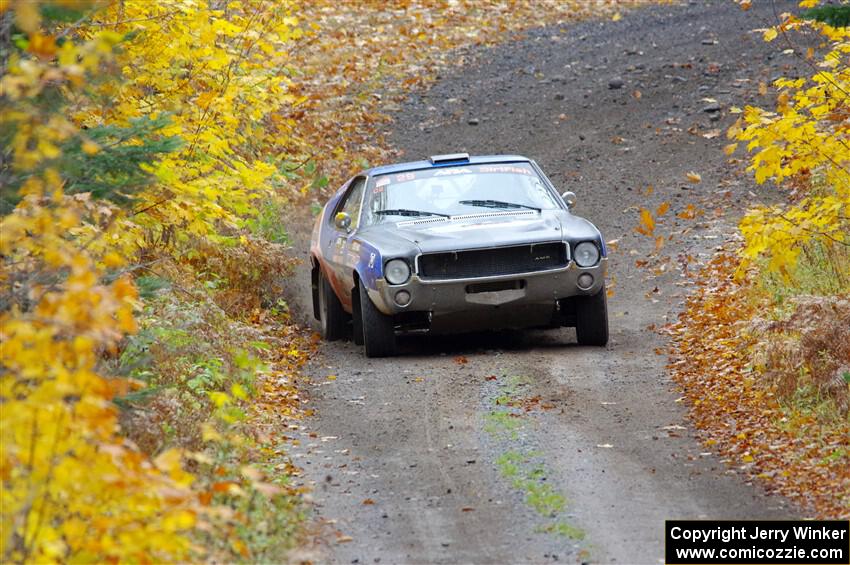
[418, 242, 568, 280]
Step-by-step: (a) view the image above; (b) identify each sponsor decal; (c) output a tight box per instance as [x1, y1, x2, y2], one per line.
[477, 165, 533, 175]
[433, 167, 473, 176]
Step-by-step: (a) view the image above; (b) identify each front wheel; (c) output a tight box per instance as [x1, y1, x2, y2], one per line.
[357, 283, 396, 357]
[575, 289, 608, 346]
[351, 287, 364, 346]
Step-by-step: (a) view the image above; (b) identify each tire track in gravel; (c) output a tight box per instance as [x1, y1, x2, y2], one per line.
[286, 2, 803, 563]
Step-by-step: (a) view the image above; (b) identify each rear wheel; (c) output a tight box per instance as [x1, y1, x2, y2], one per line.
[576, 289, 608, 346]
[319, 270, 346, 341]
[358, 283, 396, 357]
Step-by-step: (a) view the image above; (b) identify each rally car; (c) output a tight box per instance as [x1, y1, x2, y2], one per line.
[310, 153, 608, 357]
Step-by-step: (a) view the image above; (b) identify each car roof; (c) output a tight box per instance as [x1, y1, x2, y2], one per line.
[366, 154, 532, 177]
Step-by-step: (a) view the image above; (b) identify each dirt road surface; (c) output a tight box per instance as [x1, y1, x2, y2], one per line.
[286, 2, 804, 563]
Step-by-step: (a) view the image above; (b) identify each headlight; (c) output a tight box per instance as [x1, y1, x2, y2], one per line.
[384, 259, 411, 285]
[574, 242, 600, 267]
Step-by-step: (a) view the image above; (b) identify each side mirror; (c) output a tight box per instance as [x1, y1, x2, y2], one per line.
[334, 212, 352, 231]
[561, 191, 577, 209]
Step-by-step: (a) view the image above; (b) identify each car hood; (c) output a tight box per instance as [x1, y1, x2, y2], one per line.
[368, 209, 600, 254]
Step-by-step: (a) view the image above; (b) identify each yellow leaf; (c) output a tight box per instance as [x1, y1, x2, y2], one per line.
[81, 140, 100, 155]
[636, 208, 655, 236]
[196, 91, 216, 109]
[677, 204, 699, 220]
[763, 28, 778, 42]
[154, 448, 184, 473]
[231, 383, 248, 400]
[686, 171, 702, 184]
[28, 33, 57, 59]
[163, 510, 196, 531]
[202, 423, 223, 442]
[15, 2, 41, 33]
[102, 251, 124, 267]
[209, 391, 230, 407]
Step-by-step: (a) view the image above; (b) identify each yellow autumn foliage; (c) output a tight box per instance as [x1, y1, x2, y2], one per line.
[73, 0, 303, 255]
[2, 0, 301, 561]
[1, 173, 200, 562]
[733, 4, 850, 278]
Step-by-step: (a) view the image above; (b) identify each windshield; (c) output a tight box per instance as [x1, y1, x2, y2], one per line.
[363, 163, 560, 225]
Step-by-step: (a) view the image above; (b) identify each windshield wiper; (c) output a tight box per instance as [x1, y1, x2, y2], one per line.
[458, 199, 541, 212]
[374, 209, 450, 218]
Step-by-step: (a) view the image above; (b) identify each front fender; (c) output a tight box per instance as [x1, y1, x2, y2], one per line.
[352, 241, 400, 316]
[352, 240, 381, 286]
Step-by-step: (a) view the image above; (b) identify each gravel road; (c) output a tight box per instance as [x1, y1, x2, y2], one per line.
[286, 2, 805, 563]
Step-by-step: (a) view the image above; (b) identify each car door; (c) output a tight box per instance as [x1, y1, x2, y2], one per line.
[326, 176, 366, 309]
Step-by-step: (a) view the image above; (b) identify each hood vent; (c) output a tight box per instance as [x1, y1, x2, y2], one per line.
[397, 217, 450, 227]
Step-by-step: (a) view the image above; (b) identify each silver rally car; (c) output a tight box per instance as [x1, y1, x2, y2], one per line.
[310, 153, 608, 357]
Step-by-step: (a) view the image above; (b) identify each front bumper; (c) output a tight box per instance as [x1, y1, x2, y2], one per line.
[368, 258, 607, 321]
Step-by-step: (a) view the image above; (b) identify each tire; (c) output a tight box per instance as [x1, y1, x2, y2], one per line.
[575, 289, 609, 346]
[358, 283, 396, 357]
[351, 287, 364, 346]
[319, 269, 347, 341]
[311, 264, 321, 321]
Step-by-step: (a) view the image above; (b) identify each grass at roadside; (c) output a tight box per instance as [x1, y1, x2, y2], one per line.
[110, 241, 316, 561]
[483, 376, 588, 549]
[669, 249, 849, 519]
